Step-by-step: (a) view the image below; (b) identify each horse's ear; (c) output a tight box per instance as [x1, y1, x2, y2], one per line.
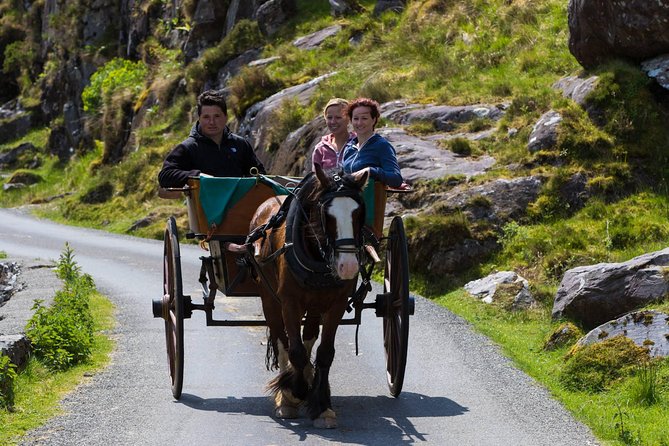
[355, 169, 369, 189]
[314, 163, 330, 187]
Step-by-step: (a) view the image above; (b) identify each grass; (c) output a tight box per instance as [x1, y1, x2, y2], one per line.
[0, 292, 115, 445]
[435, 289, 669, 446]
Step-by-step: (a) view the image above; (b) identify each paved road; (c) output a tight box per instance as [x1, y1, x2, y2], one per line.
[0, 208, 599, 445]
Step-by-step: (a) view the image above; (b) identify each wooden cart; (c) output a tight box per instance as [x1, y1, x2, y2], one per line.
[153, 174, 414, 399]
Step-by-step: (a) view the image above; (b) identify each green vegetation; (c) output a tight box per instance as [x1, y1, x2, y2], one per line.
[1, 0, 668, 444]
[0, 245, 115, 444]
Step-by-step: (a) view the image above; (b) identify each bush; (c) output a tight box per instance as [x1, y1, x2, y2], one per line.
[25, 244, 95, 371]
[560, 336, 650, 392]
[0, 354, 17, 409]
[227, 66, 284, 118]
[82, 58, 148, 114]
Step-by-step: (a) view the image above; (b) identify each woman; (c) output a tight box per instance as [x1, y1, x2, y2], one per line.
[311, 98, 355, 171]
[341, 97, 403, 188]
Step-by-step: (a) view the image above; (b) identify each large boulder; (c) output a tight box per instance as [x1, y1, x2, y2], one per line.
[255, 0, 296, 36]
[568, 0, 669, 68]
[383, 101, 506, 132]
[237, 72, 335, 167]
[577, 310, 669, 358]
[552, 248, 669, 329]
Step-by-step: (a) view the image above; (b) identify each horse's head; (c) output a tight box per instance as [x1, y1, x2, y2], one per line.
[309, 164, 368, 281]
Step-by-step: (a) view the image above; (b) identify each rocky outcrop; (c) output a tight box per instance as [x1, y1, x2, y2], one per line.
[383, 101, 506, 131]
[577, 310, 669, 358]
[415, 176, 543, 225]
[552, 248, 669, 329]
[378, 127, 496, 183]
[568, 0, 669, 68]
[464, 271, 535, 310]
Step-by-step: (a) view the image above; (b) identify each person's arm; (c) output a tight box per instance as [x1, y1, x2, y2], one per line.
[158, 144, 199, 188]
[240, 138, 266, 175]
[311, 144, 325, 172]
[368, 140, 403, 188]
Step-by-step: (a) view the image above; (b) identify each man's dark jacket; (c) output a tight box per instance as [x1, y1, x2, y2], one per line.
[158, 123, 266, 187]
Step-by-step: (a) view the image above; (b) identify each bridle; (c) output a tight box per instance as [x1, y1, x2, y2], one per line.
[313, 173, 366, 260]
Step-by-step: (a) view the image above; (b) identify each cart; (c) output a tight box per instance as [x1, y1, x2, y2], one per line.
[153, 173, 414, 400]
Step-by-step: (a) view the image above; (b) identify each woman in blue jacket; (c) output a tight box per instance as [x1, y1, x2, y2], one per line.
[341, 97, 403, 188]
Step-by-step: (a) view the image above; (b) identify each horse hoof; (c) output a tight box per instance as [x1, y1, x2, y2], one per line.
[275, 405, 299, 419]
[313, 409, 337, 429]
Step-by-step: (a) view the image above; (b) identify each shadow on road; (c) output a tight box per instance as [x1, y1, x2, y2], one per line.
[177, 391, 468, 444]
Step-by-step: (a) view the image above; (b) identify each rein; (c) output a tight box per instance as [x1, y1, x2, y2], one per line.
[245, 172, 365, 295]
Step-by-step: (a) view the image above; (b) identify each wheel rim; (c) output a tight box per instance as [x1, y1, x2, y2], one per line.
[163, 216, 184, 399]
[383, 216, 410, 397]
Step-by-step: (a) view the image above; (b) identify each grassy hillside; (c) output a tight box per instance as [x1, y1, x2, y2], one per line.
[2, 0, 669, 444]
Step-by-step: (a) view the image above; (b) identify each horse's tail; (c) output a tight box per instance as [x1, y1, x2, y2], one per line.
[265, 328, 279, 371]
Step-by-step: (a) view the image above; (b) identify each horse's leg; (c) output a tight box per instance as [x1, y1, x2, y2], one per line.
[302, 311, 320, 386]
[308, 298, 348, 429]
[282, 299, 310, 401]
[260, 294, 300, 419]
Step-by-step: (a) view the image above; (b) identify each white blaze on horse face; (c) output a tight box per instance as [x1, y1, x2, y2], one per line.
[328, 196, 359, 280]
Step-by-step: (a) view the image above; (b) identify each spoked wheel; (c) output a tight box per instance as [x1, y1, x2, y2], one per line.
[381, 216, 413, 397]
[157, 216, 185, 399]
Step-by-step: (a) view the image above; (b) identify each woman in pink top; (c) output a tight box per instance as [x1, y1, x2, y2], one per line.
[311, 98, 355, 171]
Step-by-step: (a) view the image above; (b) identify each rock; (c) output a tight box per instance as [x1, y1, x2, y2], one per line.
[552, 248, 669, 329]
[182, 0, 228, 62]
[80, 182, 114, 204]
[464, 271, 535, 310]
[255, 0, 296, 36]
[383, 101, 506, 131]
[419, 238, 498, 276]
[129, 214, 156, 232]
[6, 171, 42, 186]
[544, 322, 582, 351]
[528, 110, 561, 153]
[577, 310, 669, 358]
[377, 127, 496, 183]
[641, 54, 669, 91]
[270, 116, 327, 175]
[568, 0, 669, 68]
[374, 0, 406, 15]
[424, 176, 544, 224]
[209, 48, 263, 91]
[329, 0, 365, 16]
[0, 113, 32, 145]
[0, 142, 37, 168]
[293, 25, 342, 50]
[237, 72, 335, 166]
[47, 125, 76, 162]
[553, 75, 599, 107]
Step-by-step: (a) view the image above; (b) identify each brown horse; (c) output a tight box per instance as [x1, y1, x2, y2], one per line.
[248, 165, 368, 428]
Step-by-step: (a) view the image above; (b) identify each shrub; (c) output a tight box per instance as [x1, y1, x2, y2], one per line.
[227, 66, 284, 118]
[448, 138, 473, 156]
[560, 336, 650, 392]
[25, 244, 95, 371]
[265, 98, 311, 152]
[631, 360, 662, 406]
[0, 354, 17, 409]
[82, 58, 148, 114]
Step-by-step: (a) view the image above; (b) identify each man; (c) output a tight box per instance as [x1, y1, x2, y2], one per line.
[158, 90, 266, 188]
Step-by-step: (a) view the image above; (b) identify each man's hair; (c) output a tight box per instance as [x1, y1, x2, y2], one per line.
[347, 97, 381, 125]
[197, 90, 227, 116]
[323, 97, 349, 117]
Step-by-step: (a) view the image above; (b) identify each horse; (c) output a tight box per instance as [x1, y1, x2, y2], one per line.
[247, 164, 368, 428]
